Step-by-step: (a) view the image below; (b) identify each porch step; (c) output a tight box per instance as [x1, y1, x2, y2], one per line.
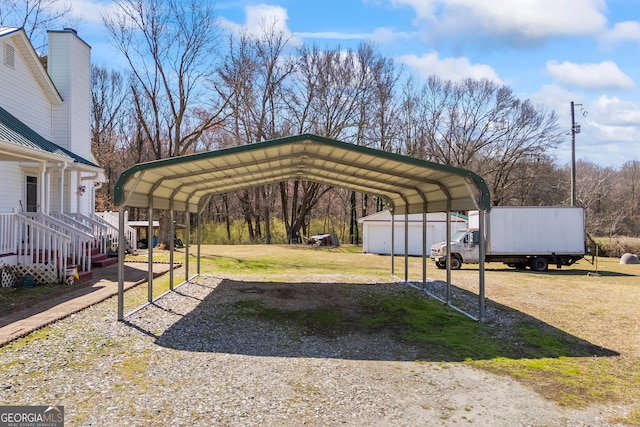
[65, 264, 93, 282]
[91, 252, 118, 268]
[78, 269, 93, 281]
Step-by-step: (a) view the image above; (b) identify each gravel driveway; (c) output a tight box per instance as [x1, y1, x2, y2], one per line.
[0, 275, 622, 426]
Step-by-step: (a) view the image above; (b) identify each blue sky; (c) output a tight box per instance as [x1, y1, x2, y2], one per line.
[65, 0, 640, 168]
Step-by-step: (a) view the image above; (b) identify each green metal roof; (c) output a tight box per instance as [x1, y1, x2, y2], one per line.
[114, 134, 491, 214]
[0, 106, 99, 167]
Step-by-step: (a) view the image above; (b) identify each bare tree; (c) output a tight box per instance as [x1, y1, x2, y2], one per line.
[91, 66, 130, 210]
[281, 42, 388, 243]
[216, 21, 296, 242]
[574, 160, 618, 235]
[348, 42, 401, 239]
[356, 42, 402, 152]
[104, 0, 226, 159]
[103, 0, 227, 246]
[397, 76, 563, 206]
[618, 160, 640, 236]
[0, 0, 73, 51]
[507, 154, 566, 206]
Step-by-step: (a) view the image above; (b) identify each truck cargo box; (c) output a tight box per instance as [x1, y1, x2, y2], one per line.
[469, 207, 585, 256]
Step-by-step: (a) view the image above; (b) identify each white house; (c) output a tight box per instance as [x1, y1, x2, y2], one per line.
[0, 27, 118, 286]
[358, 210, 468, 256]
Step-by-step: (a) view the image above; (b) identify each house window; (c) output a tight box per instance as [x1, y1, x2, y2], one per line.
[26, 176, 38, 212]
[3, 43, 15, 69]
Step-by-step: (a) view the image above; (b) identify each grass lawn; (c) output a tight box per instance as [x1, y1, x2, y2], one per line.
[3, 244, 640, 424]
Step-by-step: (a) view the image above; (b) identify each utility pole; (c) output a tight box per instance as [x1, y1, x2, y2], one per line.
[570, 101, 581, 207]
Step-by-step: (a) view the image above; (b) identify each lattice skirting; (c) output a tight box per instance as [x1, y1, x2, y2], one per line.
[1, 266, 19, 287]
[1, 263, 59, 287]
[17, 264, 58, 285]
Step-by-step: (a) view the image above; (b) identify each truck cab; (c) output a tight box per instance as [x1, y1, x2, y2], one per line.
[430, 229, 479, 269]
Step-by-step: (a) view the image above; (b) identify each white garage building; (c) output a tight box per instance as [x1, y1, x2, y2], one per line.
[359, 210, 468, 256]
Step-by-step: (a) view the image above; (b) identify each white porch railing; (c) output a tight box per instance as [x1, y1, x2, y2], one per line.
[21, 212, 93, 273]
[0, 213, 71, 282]
[50, 212, 93, 234]
[54, 212, 109, 254]
[95, 211, 137, 253]
[0, 213, 17, 256]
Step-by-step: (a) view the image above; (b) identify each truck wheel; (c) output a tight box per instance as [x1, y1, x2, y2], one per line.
[450, 256, 462, 270]
[435, 262, 446, 270]
[529, 257, 548, 272]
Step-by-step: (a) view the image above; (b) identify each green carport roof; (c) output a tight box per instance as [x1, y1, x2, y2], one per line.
[114, 134, 491, 214]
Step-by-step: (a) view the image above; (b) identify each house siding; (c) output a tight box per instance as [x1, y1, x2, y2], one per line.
[2, 28, 99, 219]
[0, 39, 53, 140]
[0, 162, 23, 212]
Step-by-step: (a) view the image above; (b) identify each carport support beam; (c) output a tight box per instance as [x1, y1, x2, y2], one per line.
[479, 209, 486, 322]
[185, 211, 190, 282]
[422, 209, 427, 287]
[169, 205, 175, 291]
[391, 213, 395, 276]
[197, 211, 201, 275]
[117, 206, 125, 321]
[404, 210, 409, 283]
[147, 206, 153, 303]
[446, 201, 452, 304]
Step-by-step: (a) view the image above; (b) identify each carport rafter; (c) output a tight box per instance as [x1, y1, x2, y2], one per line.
[141, 165, 457, 216]
[156, 162, 411, 199]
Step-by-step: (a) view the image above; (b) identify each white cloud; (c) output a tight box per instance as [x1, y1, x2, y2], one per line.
[219, 4, 302, 47]
[530, 86, 640, 166]
[546, 60, 635, 91]
[390, 0, 438, 21]
[294, 31, 371, 40]
[294, 27, 416, 44]
[399, 51, 501, 83]
[590, 95, 640, 127]
[64, 0, 118, 25]
[391, 0, 607, 41]
[294, 27, 418, 46]
[244, 4, 288, 36]
[599, 21, 640, 47]
[580, 96, 640, 165]
[371, 27, 417, 44]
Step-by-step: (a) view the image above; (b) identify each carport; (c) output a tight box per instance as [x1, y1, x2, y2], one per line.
[113, 134, 491, 321]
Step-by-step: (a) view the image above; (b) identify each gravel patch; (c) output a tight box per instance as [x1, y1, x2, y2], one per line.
[0, 275, 628, 426]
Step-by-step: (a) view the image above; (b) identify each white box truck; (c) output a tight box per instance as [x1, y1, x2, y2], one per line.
[430, 206, 587, 271]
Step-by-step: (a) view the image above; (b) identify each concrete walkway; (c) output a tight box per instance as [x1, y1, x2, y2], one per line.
[0, 262, 173, 347]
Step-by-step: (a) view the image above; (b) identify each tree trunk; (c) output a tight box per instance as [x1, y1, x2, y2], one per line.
[289, 181, 300, 243]
[158, 210, 172, 248]
[279, 182, 291, 241]
[222, 195, 231, 240]
[349, 191, 357, 244]
[262, 187, 271, 244]
[240, 190, 255, 242]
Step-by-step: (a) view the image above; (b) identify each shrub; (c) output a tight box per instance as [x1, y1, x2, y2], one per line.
[593, 236, 640, 258]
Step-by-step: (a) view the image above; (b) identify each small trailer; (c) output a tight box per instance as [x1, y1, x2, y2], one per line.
[430, 206, 587, 271]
